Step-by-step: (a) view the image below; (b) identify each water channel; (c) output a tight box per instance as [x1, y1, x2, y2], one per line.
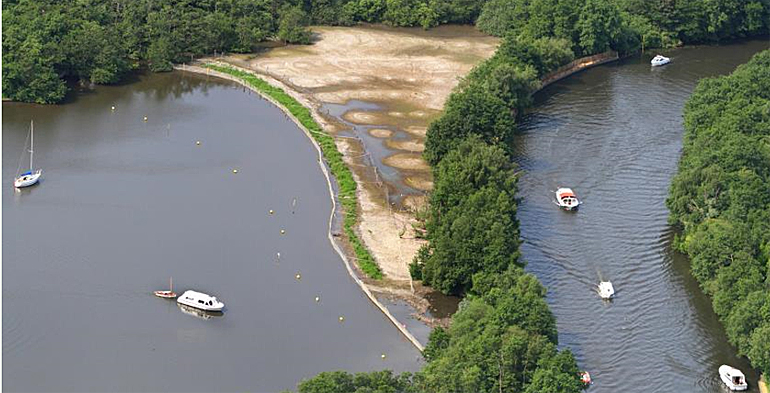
[2, 71, 422, 392]
[515, 39, 769, 392]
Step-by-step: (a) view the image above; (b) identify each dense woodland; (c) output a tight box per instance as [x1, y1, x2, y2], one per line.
[3, 0, 769, 103]
[667, 50, 770, 377]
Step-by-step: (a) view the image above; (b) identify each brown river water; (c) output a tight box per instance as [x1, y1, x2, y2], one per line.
[2, 72, 422, 392]
[515, 39, 769, 392]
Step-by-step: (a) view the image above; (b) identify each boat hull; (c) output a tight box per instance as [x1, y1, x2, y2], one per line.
[14, 171, 41, 188]
[154, 290, 177, 299]
[177, 303, 224, 320]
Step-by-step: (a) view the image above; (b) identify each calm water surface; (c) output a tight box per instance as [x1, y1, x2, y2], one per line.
[3, 72, 421, 392]
[516, 39, 769, 393]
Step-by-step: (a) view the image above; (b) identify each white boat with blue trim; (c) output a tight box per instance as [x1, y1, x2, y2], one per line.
[14, 121, 42, 189]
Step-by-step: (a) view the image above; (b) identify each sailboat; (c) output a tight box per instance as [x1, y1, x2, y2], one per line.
[14, 121, 42, 188]
[154, 277, 177, 299]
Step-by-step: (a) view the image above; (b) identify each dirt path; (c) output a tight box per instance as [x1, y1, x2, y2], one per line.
[222, 24, 497, 285]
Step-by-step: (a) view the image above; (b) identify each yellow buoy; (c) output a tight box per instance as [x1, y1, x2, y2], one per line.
[314, 296, 320, 302]
[111, 106, 115, 111]
[280, 229, 285, 235]
[295, 273, 301, 280]
[232, 169, 238, 174]
[381, 353, 386, 359]
[143, 116, 148, 122]
[338, 316, 345, 322]
[269, 209, 274, 214]
[196, 141, 201, 145]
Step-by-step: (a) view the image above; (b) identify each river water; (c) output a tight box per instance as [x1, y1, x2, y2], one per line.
[516, 39, 769, 392]
[2, 72, 421, 392]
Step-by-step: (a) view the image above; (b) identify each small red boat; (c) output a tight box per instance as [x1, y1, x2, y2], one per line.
[580, 371, 592, 386]
[154, 277, 177, 299]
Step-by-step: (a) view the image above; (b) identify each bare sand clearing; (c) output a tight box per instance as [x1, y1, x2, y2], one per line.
[368, 129, 394, 138]
[252, 25, 498, 110]
[223, 24, 496, 285]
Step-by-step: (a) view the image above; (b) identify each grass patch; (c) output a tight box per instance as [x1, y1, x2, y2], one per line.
[205, 63, 383, 279]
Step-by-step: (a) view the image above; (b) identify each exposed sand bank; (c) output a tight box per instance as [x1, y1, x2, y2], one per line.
[218, 24, 496, 323]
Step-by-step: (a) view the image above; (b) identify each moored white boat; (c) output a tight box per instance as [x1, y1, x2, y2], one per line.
[719, 365, 748, 391]
[154, 277, 177, 299]
[177, 290, 224, 311]
[555, 187, 581, 211]
[651, 54, 670, 67]
[598, 281, 614, 299]
[14, 121, 42, 189]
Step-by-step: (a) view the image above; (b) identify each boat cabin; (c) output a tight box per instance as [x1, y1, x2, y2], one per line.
[555, 187, 581, 210]
[719, 365, 748, 391]
[177, 290, 225, 312]
[598, 281, 615, 299]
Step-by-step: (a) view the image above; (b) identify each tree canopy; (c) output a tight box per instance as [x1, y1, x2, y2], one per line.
[4, 0, 768, 103]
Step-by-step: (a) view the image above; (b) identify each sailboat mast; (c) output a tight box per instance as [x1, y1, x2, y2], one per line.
[29, 120, 34, 170]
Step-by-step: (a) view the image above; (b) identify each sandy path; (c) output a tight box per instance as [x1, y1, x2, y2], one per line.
[224, 24, 497, 283]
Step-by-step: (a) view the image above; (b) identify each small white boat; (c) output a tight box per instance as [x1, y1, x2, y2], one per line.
[177, 290, 224, 312]
[719, 365, 748, 391]
[14, 121, 42, 188]
[554, 187, 581, 211]
[651, 54, 670, 67]
[154, 277, 177, 299]
[598, 281, 615, 299]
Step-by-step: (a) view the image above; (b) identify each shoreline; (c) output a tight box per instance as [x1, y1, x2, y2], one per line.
[175, 63, 426, 351]
[172, 48, 629, 347]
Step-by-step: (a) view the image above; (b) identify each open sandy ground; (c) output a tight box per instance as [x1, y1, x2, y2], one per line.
[219, 24, 497, 297]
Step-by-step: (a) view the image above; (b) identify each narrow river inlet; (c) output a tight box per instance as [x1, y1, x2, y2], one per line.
[515, 39, 769, 393]
[2, 72, 421, 392]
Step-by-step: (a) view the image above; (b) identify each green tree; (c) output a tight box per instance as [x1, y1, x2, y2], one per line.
[576, 0, 622, 55]
[476, 0, 528, 37]
[421, 137, 521, 295]
[424, 82, 516, 166]
[2, 37, 67, 104]
[747, 324, 770, 376]
[278, 5, 312, 44]
[147, 36, 175, 72]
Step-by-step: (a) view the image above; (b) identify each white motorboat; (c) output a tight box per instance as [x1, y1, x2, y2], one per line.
[719, 365, 748, 391]
[554, 187, 581, 211]
[177, 290, 224, 311]
[598, 281, 615, 299]
[14, 121, 42, 188]
[651, 54, 670, 67]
